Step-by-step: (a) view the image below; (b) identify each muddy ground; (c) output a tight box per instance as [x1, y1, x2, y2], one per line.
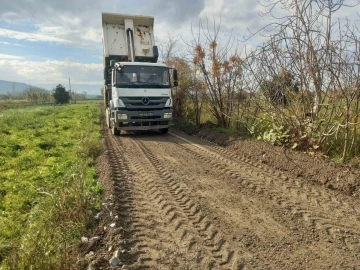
[79, 122, 360, 270]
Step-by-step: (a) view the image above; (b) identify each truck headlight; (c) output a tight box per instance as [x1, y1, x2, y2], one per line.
[163, 113, 172, 119]
[117, 114, 128, 120]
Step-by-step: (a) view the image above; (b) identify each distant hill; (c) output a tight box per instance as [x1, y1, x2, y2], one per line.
[0, 80, 32, 94]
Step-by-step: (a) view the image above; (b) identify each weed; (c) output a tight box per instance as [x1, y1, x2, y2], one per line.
[37, 141, 56, 150]
[78, 137, 103, 160]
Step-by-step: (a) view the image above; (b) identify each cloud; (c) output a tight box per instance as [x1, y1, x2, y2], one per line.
[0, 28, 71, 43]
[0, 0, 205, 25]
[0, 2, 106, 50]
[0, 41, 26, 47]
[0, 0, 270, 52]
[0, 0, 205, 45]
[0, 53, 24, 60]
[134, 0, 205, 25]
[0, 58, 102, 89]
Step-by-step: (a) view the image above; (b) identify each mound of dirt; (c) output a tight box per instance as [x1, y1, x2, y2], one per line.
[182, 126, 360, 197]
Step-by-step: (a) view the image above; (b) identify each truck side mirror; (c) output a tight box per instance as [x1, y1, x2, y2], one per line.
[173, 69, 178, 87]
[110, 59, 116, 67]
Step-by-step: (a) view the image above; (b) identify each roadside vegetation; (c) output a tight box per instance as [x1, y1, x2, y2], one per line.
[0, 101, 102, 269]
[164, 0, 360, 164]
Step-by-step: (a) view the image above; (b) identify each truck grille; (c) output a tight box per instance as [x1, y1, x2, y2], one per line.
[131, 116, 161, 120]
[121, 97, 168, 110]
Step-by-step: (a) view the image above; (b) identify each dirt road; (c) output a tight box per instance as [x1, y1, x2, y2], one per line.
[93, 127, 360, 269]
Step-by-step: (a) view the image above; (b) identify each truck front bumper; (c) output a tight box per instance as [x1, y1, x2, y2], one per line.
[111, 109, 173, 130]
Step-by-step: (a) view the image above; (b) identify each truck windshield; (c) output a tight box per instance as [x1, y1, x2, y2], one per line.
[116, 65, 170, 88]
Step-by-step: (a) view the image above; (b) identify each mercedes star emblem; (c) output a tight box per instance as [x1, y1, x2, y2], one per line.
[142, 97, 150, 105]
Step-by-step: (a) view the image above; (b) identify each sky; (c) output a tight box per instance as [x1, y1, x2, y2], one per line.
[0, 0, 359, 95]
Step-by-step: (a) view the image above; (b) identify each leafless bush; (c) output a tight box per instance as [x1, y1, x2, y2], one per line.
[186, 19, 244, 128]
[241, 0, 360, 161]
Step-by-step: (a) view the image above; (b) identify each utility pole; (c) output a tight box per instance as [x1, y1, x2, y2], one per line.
[68, 77, 75, 103]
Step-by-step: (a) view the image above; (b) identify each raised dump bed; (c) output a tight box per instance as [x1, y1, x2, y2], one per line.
[102, 12, 158, 65]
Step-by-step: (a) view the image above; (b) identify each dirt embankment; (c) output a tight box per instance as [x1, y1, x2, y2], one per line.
[191, 125, 360, 198]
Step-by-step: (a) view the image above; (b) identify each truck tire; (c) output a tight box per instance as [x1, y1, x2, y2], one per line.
[105, 108, 111, 128]
[110, 119, 120, 136]
[106, 112, 111, 129]
[112, 125, 120, 136]
[160, 128, 168, 134]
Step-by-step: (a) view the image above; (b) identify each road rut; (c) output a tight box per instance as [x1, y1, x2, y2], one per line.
[100, 128, 360, 269]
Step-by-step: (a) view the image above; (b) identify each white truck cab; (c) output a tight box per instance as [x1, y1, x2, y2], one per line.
[102, 12, 178, 135]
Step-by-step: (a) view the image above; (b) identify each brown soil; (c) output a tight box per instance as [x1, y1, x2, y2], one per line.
[80, 120, 360, 270]
[196, 127, 360, 198]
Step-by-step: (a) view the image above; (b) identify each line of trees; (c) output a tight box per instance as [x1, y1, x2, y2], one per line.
[0, 84, 89, 104]
[25, 87, 52, 103]
[0, 86, 52, 102]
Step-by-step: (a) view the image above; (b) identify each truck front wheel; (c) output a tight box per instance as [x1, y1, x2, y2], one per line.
[112, 125, 120, 136]
[160, 128, 168, 134]
[111, 120, 120, 136]
[105, 108, 111, 128]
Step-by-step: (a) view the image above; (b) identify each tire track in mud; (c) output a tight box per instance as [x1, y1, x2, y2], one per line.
[120, 136, 248, 269]
[107, 132, 208, 269]
[117, 137, 208, 269]
[165, 133, 360, 255]
[106, 133, 164, 268]
[171, 132, 359, 214]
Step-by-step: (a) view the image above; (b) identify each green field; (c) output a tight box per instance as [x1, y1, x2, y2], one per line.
[0, 101, 102, 269]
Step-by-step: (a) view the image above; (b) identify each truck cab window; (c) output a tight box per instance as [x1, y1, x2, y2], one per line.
[118, 73, 131, 84]
[116, 66, 170, 88]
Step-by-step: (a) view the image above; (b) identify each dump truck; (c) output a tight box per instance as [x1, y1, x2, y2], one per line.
[102, 12, 178, 135]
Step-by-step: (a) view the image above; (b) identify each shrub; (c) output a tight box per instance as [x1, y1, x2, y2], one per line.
[53, 84, 70, 104]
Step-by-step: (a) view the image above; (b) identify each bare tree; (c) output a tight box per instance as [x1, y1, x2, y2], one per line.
[241, 0, 360, 161]
[25, 87, 51, 104]
[166, 57, 191, 118]
[158, 33, 179, 62]
[188, 68, 206, 125]
[188, 19, 243, 128]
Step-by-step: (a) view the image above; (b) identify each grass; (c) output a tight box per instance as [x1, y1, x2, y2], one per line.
[0, 101, 103, 269]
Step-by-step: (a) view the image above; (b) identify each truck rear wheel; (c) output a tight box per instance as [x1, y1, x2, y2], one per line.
[160, 128, 168, 134]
